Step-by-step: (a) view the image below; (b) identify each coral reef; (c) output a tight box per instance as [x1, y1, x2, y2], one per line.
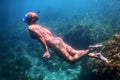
[63, 24, 92, 49]
[80, 33, 120, 80]
[0, 39, 82, 80]
[0, 40, 31, 80]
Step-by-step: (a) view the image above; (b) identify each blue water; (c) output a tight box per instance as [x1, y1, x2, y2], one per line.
[0, 0, 120, 80]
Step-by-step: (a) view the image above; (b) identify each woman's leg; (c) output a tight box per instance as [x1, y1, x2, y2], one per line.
[49, 38, 79, 61]
[65, 43, 92, 56]
[88, 53, 109, 63]
[58, 42, 90, 62]
[59, 47, 90, 62]
[59, 41, 109, 63]
[72, 49, 90, 61]
[65, 44, 78, 56]
[50, 37, 102, 62]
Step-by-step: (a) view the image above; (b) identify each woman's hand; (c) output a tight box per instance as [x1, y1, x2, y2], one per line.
[43, 51, 51, 58]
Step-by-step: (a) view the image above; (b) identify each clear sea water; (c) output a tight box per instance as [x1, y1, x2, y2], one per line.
[0, 0, 120, 80]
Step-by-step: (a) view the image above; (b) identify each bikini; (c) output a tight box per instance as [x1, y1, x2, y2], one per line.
[47, 37, 62, 47]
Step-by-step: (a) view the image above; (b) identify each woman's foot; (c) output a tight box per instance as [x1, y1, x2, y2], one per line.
[89, 44, 102, 51]
[96, 53, 109, 63]
[89, 43, 102, 48]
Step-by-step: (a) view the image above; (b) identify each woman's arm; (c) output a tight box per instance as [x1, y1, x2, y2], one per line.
[38, 37, 50, 58]
[28, 26, 51, 58]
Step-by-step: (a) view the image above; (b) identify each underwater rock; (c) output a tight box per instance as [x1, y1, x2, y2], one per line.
[0, 56, 30, 80]
[63, 24, 92, 49]
[80, 33, 120, 80]
[46, 60, 60, 72]
[0, 40, 31, 80]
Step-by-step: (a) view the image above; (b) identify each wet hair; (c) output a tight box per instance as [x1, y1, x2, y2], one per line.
[23, 12, 39, 23]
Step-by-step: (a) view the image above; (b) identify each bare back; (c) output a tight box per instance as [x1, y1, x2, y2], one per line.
[28, 24, 53, 41]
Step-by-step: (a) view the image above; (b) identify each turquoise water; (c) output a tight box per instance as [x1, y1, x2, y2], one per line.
[0, 0, 120, 80]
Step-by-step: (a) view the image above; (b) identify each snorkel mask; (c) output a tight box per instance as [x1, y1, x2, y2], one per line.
[22, 11, 40, 23]
[22, 14, 31, 23]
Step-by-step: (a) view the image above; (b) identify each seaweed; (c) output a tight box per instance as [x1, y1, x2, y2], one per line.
[80, 33, 120, 80]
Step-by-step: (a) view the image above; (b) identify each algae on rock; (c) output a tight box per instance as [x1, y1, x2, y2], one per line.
[80, 33, 120, 80]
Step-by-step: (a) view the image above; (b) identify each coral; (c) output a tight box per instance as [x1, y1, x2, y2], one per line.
[0, 40, 31, 80]
[80, 33, 120, 80]
[63, 24, 92, 49]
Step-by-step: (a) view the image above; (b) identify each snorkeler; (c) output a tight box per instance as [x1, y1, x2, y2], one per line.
[23, 12, 109, 63]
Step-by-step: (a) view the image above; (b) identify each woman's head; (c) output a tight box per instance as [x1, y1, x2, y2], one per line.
[23, 12, 39, 24]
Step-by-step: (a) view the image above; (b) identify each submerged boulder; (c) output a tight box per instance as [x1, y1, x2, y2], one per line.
[80, 33, 120, 80]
